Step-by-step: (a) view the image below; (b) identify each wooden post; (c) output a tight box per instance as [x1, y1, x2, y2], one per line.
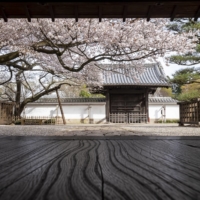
[198, 99, 200, 126]
[106, 91, 110, 123]
[56, 89, 66, 125]
[145, 89, 149, 123]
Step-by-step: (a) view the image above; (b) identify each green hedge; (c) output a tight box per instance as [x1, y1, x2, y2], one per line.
[44, 119, 56, 124]
[155, 119, 179, 123]
[14, 120, 21, 125]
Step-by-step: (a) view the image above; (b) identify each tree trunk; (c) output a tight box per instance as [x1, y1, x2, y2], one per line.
[56, 89, 66, 124]
[15, 84, 66, 119]
[14, 72, 22, 118]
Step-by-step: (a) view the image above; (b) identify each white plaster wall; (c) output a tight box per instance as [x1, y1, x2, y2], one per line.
[24, 104, 106, 120]
[62, 105, 90, 119]
[165, 105, 179, 119]
[24, 105, 57, 117]
[149, 105, 163, 120]
[90, 105, 106, 119]
[149, 104, 179, 120]
[24, 103, 179, 122]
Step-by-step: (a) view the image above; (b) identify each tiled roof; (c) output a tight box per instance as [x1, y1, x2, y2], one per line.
[33, 97, 177, 104]
[35, 98, 106, 103]
[102, 63, 170, 86]
[149, 97, 178, 103]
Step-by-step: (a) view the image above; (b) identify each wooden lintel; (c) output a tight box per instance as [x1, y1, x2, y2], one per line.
[25, 6, 31, 22]
[49, 5, 55, 22]
[170, 5, 177, 21]
[146, 5, 152, 22]
[109, 89, 146, 94]
[123, 5, 127, 22]
[1, 7, 7, 22]
[99, 6, 102, 22]
[75, 6, 78, 22]
[194, 6, 200, 21]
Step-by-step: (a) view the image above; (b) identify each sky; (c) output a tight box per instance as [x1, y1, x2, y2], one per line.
[157, 57, 186, 78]
[157, 56, 200, 78]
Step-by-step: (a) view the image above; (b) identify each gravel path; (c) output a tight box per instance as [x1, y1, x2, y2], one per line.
[0, 124, 200, 136]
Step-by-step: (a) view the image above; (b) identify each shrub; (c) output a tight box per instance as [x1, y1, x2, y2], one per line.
[155, 119, 179, 123]
[44, 119, 55, 124]
[15, 120, 21, 125]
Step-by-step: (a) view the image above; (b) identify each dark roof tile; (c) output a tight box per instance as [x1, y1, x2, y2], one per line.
[33, 97, 177, 104]
[102, 63, 171, 86]
[35, 98, 106, 103]
[149, 97, 178, 103]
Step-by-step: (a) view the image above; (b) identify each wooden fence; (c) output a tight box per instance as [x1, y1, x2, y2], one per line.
[109, 113, 147, 124]
[178, 98, 200, 126]
[13, 116, 64, 125]
[0, 102, 14, 125]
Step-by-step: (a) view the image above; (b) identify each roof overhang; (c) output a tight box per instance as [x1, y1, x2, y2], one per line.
[27, 102, 106, 105]
[103, 84, 171, 87]
[0, 2, 200, 22]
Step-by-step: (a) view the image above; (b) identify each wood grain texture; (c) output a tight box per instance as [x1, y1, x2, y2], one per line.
[0, 136, 200, 200]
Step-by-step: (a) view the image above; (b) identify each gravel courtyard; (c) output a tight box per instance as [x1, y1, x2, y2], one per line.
[0, 124, 200, 136]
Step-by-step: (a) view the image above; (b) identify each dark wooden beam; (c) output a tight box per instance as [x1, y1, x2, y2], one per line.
[123, 5, 127, 22]
[49, 5, 55, 22]
[109, 89, 145, 94]
[25, 6, 31, 22]
[146, 5, 152, 22]
[170, 5, 177, 21]
[75, 6, 78, 22]
[99, 6, 102, 22]
[1, 7, 7, 22]
[194, 6, 200, 21]
[1, 2, 200, 20]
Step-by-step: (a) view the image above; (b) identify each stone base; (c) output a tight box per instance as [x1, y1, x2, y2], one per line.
[57, 118, 107, 124]
[149, 118, 179, 124]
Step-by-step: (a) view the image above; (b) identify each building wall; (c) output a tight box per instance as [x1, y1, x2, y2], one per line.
[24, 105, 56, 117]
[149, 104, 179, 123]
[24, 103, 106, 124]
[24, 102, 179, 124]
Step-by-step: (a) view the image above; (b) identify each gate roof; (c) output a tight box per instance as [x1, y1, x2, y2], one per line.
[102, 63, 171, 87]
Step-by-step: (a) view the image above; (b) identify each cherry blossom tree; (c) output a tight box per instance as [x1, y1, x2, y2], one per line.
[0, 18, 197, 116]
[0, 65, 84, 116]
[0, 18, 196, 72]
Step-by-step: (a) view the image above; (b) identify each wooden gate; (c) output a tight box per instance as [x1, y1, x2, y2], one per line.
[109, 94, 147, 123]
[178, 98, 200, 126]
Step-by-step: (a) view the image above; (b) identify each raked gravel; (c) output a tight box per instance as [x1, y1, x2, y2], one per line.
[0, 124, 200, 136]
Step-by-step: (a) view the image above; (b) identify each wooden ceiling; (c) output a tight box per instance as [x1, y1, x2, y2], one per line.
[0, 2, 200, 22]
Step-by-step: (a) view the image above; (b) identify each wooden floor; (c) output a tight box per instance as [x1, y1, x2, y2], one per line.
[0, 136, 200, 200]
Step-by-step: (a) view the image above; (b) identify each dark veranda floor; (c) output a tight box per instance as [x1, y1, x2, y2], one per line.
[0, 136, 200, 200]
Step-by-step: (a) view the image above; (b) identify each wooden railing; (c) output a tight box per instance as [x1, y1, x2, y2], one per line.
[109, 113, 147, 124]
[109, 113, 127, 123]
[129, 113, 147, 123]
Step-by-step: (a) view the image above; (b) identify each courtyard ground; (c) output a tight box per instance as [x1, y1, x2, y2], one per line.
[0, 123, 200, 136]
